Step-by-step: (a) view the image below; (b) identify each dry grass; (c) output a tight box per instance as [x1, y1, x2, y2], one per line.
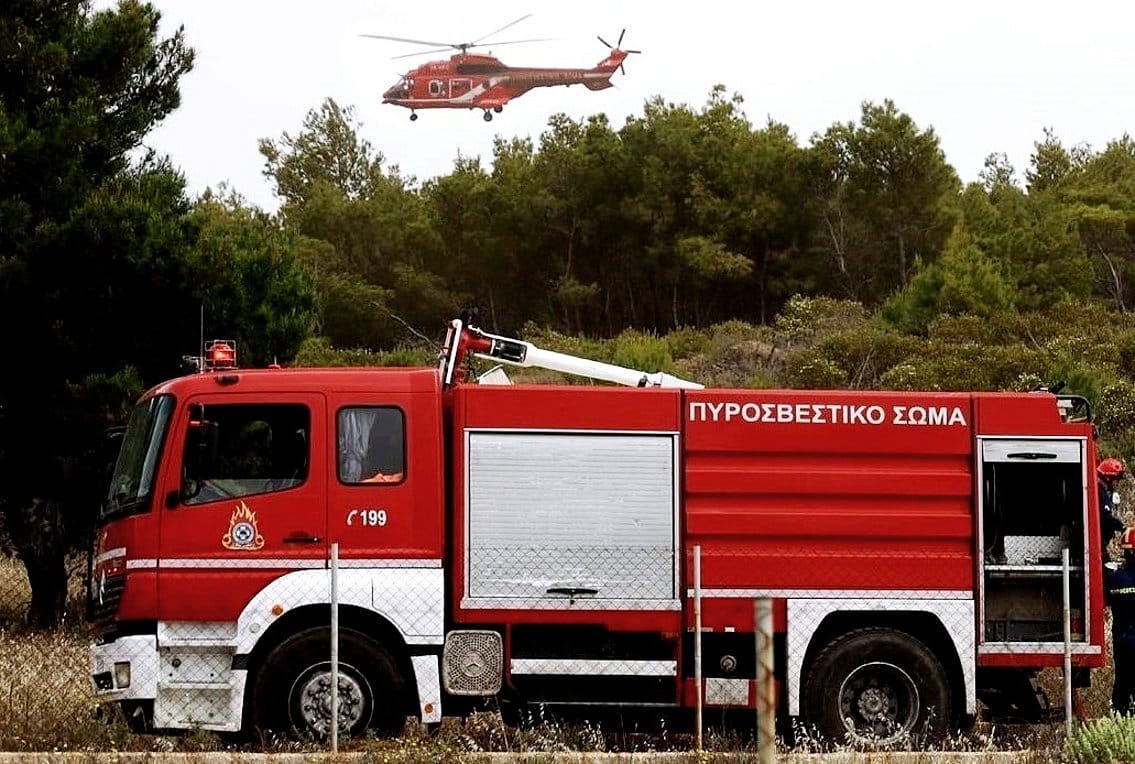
[0, 554, 29, 623]
[0, 553, 90, 626]
[0, 555, 129, 752]
[0, 627, 132, 751]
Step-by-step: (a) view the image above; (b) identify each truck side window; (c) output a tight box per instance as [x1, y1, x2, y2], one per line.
[338, 407, 405, 485]
[183, 403, 310, 505]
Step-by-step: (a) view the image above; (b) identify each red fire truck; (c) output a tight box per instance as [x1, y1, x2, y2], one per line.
[89, 317, 1107, 743]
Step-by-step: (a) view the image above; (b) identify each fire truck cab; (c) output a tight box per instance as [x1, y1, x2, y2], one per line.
[89, 319, 1106, 743]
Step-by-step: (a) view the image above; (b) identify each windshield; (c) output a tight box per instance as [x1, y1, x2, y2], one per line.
[102, 394, 175, 520]
[383, 76, 412, 100]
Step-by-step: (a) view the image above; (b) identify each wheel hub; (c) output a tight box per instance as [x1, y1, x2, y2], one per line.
[856, 685, 893, 718]
[838, 661, 919, 744]
[293, 665, 369, 736]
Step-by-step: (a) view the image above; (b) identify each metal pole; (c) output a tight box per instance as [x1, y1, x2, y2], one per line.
[331, 542, 340, 752]
[755, 598, 775, 764]
[1062, 547, 1073, 738]
[694, 544, 703, 751]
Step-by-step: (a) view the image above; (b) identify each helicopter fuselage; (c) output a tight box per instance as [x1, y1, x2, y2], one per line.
[382, 51, 626, 120]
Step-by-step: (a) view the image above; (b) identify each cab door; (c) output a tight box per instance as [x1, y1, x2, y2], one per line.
[326, 391, 443, 566]
[155, 392, 326, 622]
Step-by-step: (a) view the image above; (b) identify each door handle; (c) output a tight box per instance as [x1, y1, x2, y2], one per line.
[283, 534, 322, 544]
[546, 586, 599, 604]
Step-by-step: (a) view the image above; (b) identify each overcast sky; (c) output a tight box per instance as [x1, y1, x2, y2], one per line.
[125, 0, 1135, 212]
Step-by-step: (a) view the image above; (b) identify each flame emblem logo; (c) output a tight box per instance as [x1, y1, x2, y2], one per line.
[222, 501, 265, 551]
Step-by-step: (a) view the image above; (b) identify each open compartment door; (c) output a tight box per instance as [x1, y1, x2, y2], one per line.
[979, 437, 1089, 650]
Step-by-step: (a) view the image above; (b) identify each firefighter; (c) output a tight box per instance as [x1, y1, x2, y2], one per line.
[1108, 527, 1135, 715]
[1100, 458, 1127, 553]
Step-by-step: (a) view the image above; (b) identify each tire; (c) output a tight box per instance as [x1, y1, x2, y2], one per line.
[802, 628, 951, 746]
[250, 626, 406, 740]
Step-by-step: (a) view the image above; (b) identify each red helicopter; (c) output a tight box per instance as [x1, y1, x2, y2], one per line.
[362, 15, 640, 122]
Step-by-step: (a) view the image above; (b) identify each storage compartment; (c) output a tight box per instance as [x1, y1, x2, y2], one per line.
[464, 431, 678, 605]
[983, 569, 1085, 642]
[979, 438, 1088, 645]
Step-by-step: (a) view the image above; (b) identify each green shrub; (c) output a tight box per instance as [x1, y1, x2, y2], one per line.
[884, 342, 1048, 392]
[1097, 379, 1135, 460]
[772, 294, 870, 346]
[928, 313, 998, 345]
[781, 350, 849, 389]
[611, 329, 673, 374]
[1065, 715, 1135, 764]
[811, 327, 922, 389]
[682, 337, 781, 389]
[378, 345, 437, 367]
[704, 319, 768, 349]
[743, 368, 780, 389]
[665, 325, 713, 359]
[293, 337, 434, 367]
[1114, 330, 1135, 376]
[879, 362, 933, 392]
[519, 323, 613, 364]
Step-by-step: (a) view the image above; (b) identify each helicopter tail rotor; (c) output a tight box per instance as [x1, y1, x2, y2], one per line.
[597, 29, 640, 75]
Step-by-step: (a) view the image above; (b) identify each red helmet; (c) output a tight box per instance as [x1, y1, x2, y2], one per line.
[1121, 527, 1135, 553]
[1099, 458, 1127, 479]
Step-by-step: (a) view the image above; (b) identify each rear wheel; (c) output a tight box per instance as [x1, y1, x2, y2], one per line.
[250, 626, 406, 740]
[802, 628, 951, 746]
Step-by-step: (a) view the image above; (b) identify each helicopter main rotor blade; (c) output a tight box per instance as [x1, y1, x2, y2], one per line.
[360, 33, 456, 48]
[477, 37, 559, 47]
[388, 37, 558, 59]
[391, 46, 455, 59]
[472, 13, 533, 44]
[362, 16, 548, 60]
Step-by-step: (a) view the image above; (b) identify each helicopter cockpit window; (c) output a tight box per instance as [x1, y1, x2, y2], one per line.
[429, 80, 445, 96]
[386, 77, 412, 99]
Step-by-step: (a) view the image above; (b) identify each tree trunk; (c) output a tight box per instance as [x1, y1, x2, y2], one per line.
[898, 233, 908, 288]
[672, 279, 680, 330]
[3, 498, 69, 629]
[22, 547, 68, 629]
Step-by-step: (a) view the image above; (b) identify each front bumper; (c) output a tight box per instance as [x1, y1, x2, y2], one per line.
[90, 635, 159, 701]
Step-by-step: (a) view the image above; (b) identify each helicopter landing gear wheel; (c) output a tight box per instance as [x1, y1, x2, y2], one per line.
[409, 112, 418, 121]
[493, 106, 502, 113]
[482, 110, 493, 122]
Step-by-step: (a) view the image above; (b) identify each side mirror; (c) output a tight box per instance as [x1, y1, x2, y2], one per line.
[168, 477, 202, 508]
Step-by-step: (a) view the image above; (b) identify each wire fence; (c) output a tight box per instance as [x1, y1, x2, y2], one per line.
[0, 537, 1123, 754]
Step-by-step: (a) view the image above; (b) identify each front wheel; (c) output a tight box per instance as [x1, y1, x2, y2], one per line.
[250, 626, 406, 739]
[802, 628, 951, 746]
